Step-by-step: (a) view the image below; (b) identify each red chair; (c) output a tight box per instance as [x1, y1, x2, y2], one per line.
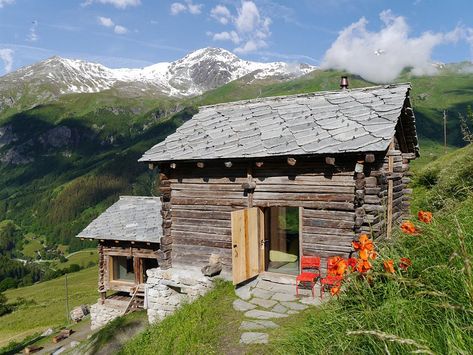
[320, 256, 344, 299]
[296, 256, 321, 297]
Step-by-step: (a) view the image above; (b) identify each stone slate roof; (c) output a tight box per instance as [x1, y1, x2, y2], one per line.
[140, 84, 415, 163]
[76, 196, 162, 243]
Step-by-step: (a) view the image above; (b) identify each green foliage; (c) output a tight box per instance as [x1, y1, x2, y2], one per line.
[0, 292, 12, 317]
[0, 220, 21, 255]
[120, 281, 241, 355]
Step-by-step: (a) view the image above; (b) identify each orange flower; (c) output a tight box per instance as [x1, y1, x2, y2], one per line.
[401, 221, 417, 235]
[359, 248, 377, 261]
[418, 211, 433, 223]
[347, 257, 357, 271]
[399, 257, 412, 271]
[356, 259, 372, 273]
[330, 285, 341, 296]
[352, 234, 374, 251]
[383, 259, 395, 273]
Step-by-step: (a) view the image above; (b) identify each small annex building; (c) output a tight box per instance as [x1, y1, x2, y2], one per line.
[139, 83, 418, 285]
[77, 196, 162, 299]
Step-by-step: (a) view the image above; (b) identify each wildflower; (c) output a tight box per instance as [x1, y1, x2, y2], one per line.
[347, 257, 357, 271]
[352, 234, 374, 251]
[383, 259, 395, 273]
[399, 257, 412, 271]
[356, 259, 372, 273]
[401, 221, 417, 235]
[330, 285, 341, 296]
[418, 210, 433, 223]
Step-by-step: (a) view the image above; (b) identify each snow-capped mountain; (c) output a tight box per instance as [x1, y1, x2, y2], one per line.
[0, 48, 315, 107]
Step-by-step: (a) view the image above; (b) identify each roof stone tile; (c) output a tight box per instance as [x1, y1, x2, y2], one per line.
[140, 84, 416, 162]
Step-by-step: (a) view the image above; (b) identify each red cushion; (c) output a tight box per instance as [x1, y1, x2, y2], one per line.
[296, 272, 319, 282]
[321, 275, 343, 285]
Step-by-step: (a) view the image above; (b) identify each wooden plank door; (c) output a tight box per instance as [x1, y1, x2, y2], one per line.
[231, 207, 264, 285]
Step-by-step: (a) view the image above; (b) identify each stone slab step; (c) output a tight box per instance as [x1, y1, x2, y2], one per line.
[245, 309, 288, 319]
[249, 298, 278, 309]
[240, 320, 279, 330]
[240, 332, 269, 344]
[233, 299, 257, 312]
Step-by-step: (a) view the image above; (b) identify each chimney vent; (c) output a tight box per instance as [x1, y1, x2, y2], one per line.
[340, 76, 349, 90]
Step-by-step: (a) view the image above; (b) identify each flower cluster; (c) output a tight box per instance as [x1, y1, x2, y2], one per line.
[401, 210, 433, 235]
[352, 234, 377, 273]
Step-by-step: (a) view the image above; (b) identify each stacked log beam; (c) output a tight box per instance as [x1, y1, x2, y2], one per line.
[159, 169, 172, 269]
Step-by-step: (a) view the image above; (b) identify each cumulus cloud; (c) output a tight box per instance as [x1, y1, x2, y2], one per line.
[213, 31, 240, 44]
[97, 16, 128, 35]
[209, 1, 271, 54]
[0, 48, 13, 73]
[98, 16, 114, 27]
[82, 0, 140, 9]
[0, 0, 14, 8]
[321, 10, 468, 83]
[211, 5, 231, 25]
[170, 0, 202, 15]
[113, 25, 128, 34]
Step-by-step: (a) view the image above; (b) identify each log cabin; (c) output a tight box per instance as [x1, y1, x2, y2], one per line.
[77, 196, 162, 300]
[136, 83, 419, 285]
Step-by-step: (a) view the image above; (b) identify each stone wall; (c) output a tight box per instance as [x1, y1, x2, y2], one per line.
[145, 266, 217, 324]
[90, 298, 127, 330]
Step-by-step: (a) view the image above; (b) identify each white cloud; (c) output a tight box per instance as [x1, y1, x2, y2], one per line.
[114, 25, 128, 34]
[171, 0, 202, 16]
[321, 10, 470, 83]
[209, 1, 271, 54]
[0, 48, 13, 73]
[211, 5, 231, 25]
[27, 20, 38, 42]
[213, 31, 240, 44]
[82, 0, 140, 9]
[0, 0, 14, 8]
[98, 16, 114, 27]
[97, 16, 128, 35]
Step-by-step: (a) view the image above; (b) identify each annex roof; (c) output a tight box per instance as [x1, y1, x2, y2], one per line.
[76, 196, 162, 243]
[140, 83, 417, 162]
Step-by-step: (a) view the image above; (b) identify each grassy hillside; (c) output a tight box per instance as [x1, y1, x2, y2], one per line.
[0, 266, 98, 348]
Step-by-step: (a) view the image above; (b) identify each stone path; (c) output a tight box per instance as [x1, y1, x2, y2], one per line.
[234, 276, 323, 345]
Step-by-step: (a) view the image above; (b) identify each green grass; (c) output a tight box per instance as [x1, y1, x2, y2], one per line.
[0, 266, 98, 347]
[54, 248, 98, 270]
[20, 235, 43, 258]
[120, 280, 244, 355]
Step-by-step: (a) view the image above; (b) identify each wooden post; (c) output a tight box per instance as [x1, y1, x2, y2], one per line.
[247, 166, 254, 208]
[386, 141, 395, 238]
[443, 110, 447, 154]
[65, 273, 70, 324]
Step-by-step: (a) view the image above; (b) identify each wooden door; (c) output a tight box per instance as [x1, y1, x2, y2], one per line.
[231, 207, 264, 285]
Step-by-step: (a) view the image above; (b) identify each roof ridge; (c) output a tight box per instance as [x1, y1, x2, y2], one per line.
[199, 82, 411, 110]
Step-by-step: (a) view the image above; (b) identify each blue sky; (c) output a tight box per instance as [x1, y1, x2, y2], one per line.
[0, 0, 472, 79]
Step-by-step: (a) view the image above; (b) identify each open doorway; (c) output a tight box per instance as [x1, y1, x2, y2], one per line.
[264, 207, 300, 275]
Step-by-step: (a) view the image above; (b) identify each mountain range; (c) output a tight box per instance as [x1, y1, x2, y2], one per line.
[0, 47, 314, 115]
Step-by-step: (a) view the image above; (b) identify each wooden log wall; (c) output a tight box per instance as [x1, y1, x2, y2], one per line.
[163, 157, 360, 272]
[358, 141, 414, 239]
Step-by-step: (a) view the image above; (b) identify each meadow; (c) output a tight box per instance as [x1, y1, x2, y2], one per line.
[0, 266, 98, 348]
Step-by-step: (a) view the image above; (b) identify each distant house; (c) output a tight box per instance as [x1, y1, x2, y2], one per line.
[77, 196, 162, 299]
[139, 83, 418, 285]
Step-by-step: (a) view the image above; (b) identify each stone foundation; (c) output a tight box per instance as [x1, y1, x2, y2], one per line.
[145, 266, 216, 324]
[90, 298, 127, 330]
